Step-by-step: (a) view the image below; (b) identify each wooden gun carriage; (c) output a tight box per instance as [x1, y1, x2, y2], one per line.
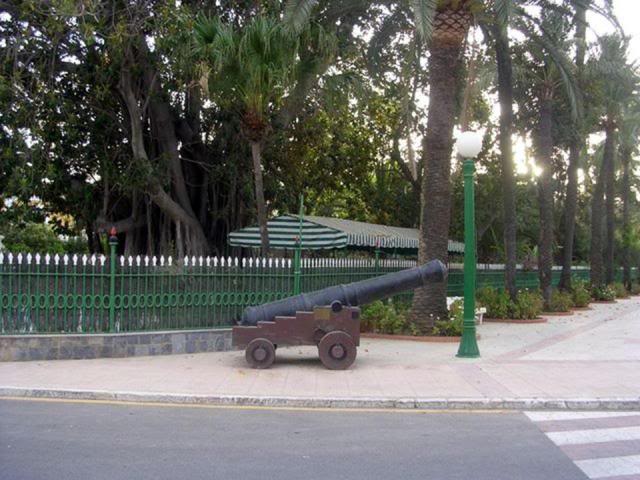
[232, 259, 446, 370]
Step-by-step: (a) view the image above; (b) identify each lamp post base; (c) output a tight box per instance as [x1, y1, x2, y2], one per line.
[456, 320, 480, 358]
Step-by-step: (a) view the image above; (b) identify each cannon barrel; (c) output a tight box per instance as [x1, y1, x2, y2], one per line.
[241, 259, 447, 326]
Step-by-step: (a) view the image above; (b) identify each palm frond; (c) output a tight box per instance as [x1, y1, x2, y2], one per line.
[494, 0, 512, 29]
[283, 0, 318, 34]
[513, 14, 582, 121]
[410, 0, 436, 42]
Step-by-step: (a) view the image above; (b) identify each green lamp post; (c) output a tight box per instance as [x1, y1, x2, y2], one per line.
[455, 131, 483, 359]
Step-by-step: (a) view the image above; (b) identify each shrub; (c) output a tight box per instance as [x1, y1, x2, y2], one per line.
[63, 236, 90, 254]
[571, 280, 591, 308]
[477, 287, 511, 319]
[2, 223, 65, 253]
[360, 301, 386, 332]
[630, 283, 640, 296]
[433, 298, 464, 336]
[433, 316, 463, 337]
[547, 290, 573, 312]
[448, 298, 463, 322]
[592, 285, 616, 301]
[610, 282, 629, 299]
[378, 310, 407, 334]
[360, 300, 406, 334]
[512, 290, 544, 319]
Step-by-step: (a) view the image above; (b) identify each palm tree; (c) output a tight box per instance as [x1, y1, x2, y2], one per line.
[588, 35, 638, 285]
[512, 12, 580, 308]
[558, 3, 586, 291]
[483, 7, 518, 301]
[483, 0, 614, 296]
[195, 14, 334, 256]
[618, 101, 640, 289]
[409, 1, 474, 330]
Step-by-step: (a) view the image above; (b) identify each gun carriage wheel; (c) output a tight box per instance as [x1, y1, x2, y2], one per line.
[245, 338, 276, 369]
[318, 331, 356, 370]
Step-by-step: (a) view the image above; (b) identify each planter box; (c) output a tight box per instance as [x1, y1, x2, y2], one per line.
[483, 318, 547, 324]
[361, 333, 481, 343]
[0, 329, 233, 362]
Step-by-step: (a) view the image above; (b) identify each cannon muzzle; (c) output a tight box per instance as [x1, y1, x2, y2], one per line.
[241, 259, 447, 326]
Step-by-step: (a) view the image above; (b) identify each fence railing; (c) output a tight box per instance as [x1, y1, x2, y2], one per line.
[0, 252, 636, 334]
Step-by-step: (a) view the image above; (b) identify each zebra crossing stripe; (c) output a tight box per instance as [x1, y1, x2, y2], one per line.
[546, 426, 640, 446]
[574, 455, 640, 479]
[525, 412, 640, 422]
[526, 412, 640, 479]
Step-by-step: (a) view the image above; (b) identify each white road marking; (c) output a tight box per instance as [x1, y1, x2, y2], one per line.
[574, 454, 640, 479]
[525, 411, 640, 422]
[546, 426, 640, 446]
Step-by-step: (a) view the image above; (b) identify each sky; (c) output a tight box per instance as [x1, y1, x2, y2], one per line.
[590, 0, 640, 62]
[508, 1, 640, 178]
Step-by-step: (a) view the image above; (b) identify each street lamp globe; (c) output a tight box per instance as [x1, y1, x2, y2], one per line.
[455, 131, 483, 159]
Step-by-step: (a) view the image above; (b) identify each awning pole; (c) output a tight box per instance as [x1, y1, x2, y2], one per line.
[293, 194, 304, 295]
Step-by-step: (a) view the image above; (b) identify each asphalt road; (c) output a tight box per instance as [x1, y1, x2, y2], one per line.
[0, 399, 587, 480]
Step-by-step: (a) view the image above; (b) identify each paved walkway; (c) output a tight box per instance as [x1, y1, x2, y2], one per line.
[1, 297, 639, 409]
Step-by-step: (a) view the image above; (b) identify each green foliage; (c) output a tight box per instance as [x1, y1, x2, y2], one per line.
[547, 289, 574, 312]
[1, 223, 65, 254]
[477, 287, 543, 319]
[610, 282, 629, 299]
[571, 280, 592, 308]
[592, 285, 616, 301]
[432, 316, 463, 337]
[63, 237, 90, 254]
[511, 289, 544, 320]
[360, 300, 407, 334]
[630, 283, 640, 296]
[432, 299, 463, 337]
[477, 287, 511, 319]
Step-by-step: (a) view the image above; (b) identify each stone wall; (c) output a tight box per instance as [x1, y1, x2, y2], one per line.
[0, 329, 233, 362]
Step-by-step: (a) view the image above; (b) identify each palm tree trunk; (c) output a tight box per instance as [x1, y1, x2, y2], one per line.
[251, 141, 270, 256]
[559, 138, 580, 290]
[590, 150, 607, 287]
[604, 120, 617, 284]
[409, 8, 470, 332]
[621, 148, 631, 289]
[493, 22, 518, 301]
[537, 95, 554, 308]
[559, 4, 586, 291]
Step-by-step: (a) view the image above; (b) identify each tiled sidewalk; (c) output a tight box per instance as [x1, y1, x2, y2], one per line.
[0, 297, 639, 407]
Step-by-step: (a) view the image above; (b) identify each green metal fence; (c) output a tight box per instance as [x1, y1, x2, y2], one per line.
[0, 251, 636, 334]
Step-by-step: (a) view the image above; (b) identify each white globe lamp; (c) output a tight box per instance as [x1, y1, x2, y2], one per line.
[455, 131, 483, 159]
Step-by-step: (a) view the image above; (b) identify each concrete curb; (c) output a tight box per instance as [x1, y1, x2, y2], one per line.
[1, 387, 639, 411]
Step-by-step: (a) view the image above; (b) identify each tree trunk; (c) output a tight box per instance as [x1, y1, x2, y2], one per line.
[590, 149, 607, 287]
[118, 66, 210, 256]
[621, 147, 631, 289]
[250, 141, 270, 256]
[409, 10, 470, 332]
[559, 4, 586, 291]
[603, 120, 617, 284]
[493, 22, 518, 301]
[559, 139, 580, 290]
[537, 95, 554, 308]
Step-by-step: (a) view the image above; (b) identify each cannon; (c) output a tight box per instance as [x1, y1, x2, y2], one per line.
[232, 259, 447, 370]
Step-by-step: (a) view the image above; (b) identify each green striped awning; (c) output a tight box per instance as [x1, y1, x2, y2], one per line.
[228, 215, 464, 253]
[228, 215, 348, 250]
